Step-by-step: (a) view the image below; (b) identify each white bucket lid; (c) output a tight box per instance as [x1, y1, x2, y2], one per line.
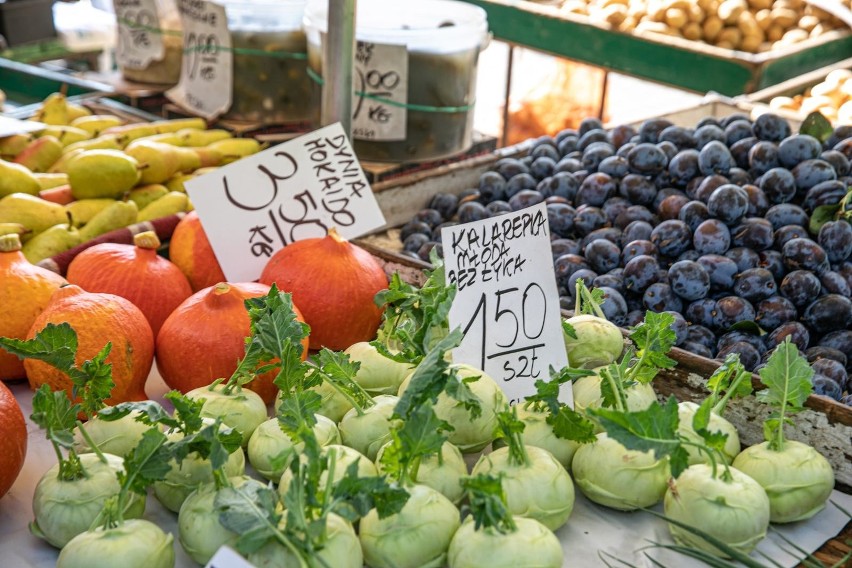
[304, 0, 488, 53]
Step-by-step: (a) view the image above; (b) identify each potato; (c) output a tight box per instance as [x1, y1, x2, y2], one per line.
[800, 95, 834, 114]
[717, 26, 742, 47]
[747, 0, 772, 9]
[768, 96, 797, 111]
[665, 7, 688, 27]
[740, 34, 763, 52]
[771, 8, 798, 28]
[718, 0, 747, 23]
[755, 9, 773, 30]
[766, 24, 785, 42]
[682, 21, 703, 40]
[703, 16, 724, 41]
[687, 3, 705, 23]
[798, 14, 820, 32]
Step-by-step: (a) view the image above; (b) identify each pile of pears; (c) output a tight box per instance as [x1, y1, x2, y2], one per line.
[0, 92, 262, 264]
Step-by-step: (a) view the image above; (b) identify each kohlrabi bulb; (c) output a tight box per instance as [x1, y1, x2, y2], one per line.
[278, 444, 377, 498]
[247, 514, 362, 568]
[185, 383, 267, 446]
[447, 516, 563, 568]
[304, 379, 354, 423]
[56, 519, 174, 568]
[471, 446, 574, 530]
[32, 453, 145, 548]
[360, 483, 460, 568]
[398, 363, 506, 453]
[154, 426, 246, 513]
[572, 372, 657, 422]
[512, 406, 580, 470]
[247, 414, 340, 481]
[178, 476, 264, 565]
[677, 401, 740, 465]
[73, 410, 151, 458]
[732, 440, 834, 523]
[563, 314, 624, 369]
[571, 432, 669, 510]
[376, 440, 467, 504]
[345, 342, 413, 395]
[339, 395, 398, 461]
[664, 463, 770, 557]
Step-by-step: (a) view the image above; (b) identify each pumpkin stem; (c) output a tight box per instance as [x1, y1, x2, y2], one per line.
[133, 230, 161, 250]
[327, 227, 346, 244]
[214, 282, 231, 295]
[0, 233, 22, 252]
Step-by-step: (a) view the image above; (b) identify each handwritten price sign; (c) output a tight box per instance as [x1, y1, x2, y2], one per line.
[352, 41, 407, 142]
[185, 123, 386, 282]
[114, 0, 165, 70]
[442, 202, 570, 406]
[166, 0, 231, 120]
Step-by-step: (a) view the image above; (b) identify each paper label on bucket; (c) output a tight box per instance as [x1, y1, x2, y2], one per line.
[166, 0, 232, 120]
[184, 123, 386, 283]
[441, 202, 571, 407]
[114, 0, 165, 70]
[352, 41, 408, 142]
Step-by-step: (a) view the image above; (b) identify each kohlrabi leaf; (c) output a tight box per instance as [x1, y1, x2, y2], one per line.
[562, 321, 577, 340]
[30, 384, 84, 480]
[165, 390, 205, 435]
[271, 341, 312, 396]
[245, 285, 310, 360]
[598, 356, 632, 411]
[705, 354, 752, 416]
[756, 339, 814, 451]
[445, 373, 483, 420]
[277, 390, 323, 438]
[69, 342, 114, 418]
[525, 365, 594, 415]
[691, 398, 729, 455]
[550, 406, 597, 443]
[216, 482, 285, 555]
[461, 474, 517, 534]
[0, 322, 77, 372]
[331, 461, 409, 521]
[629, 311, 677, 380]
[591, 396, 690, 478]
[314, 349, 373, 414]
[799, 111, 833, 143]
[96, 400, 175, 427]
[495, 407, 529, 467]
[393, 328, 463, 421]
[380, 402, 450, 486]
[574, 281, 607, 319]
[119, 427, 171, 497]
[170, 419, 242, 476]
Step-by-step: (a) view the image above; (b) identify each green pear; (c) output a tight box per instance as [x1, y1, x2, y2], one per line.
[66, 199, 117, 227]
[137, 191, 188, 222]
[22, 220, 82, 263]
[13, 135, 64, 172]
[101, 123, 158, 143]
[125, 140, 182, 184]
[0, 160, 41, 197]
[63, 134, 123, 154]
[164, 173, 193, 193]
[34, 172, 70, 191]
[0, 222, 29, 237]
[66, 103, 92, 122]
[208, 138, 262, 164]
[48, 148, 84, 174]
[68, 150, 141, 199]
[0, 193, 68, 235]
[136, 132, 184, 146]
[79, 200, 138, 241]
[177, 128, 231, 146]
[70, 114, 125, 137]
[152, 118, 207, 134]
[34, 93, 69, 126]
[40, 125, 91, 147]
[0, 134, 33, 159]
[128, 184, 169, 210]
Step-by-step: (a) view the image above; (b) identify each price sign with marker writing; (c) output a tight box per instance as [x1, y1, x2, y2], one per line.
[441, 202, 570, 406]
[113, 0, 165, 70]
[185, 122, 386, 283]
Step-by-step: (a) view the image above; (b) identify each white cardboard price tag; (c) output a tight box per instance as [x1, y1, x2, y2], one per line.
[113, 0, 165, 70]
[0, 116, 45, 138]
[185, 122, 386, 282]
[441, 202, 570, 406]
[205, 545, 255, 568]
[352, 41, 408, 142]
[166, 0, 231, 120]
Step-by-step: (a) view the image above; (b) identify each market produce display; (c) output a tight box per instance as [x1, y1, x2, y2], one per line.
[397, 111, 852, 405]
[560, 0, 851, 53]
[769, 68, 852, 124]
[0, 92, 262, 264]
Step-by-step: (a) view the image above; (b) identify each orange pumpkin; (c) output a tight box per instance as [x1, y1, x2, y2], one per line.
[155, 282, 309, 404]
[259, 229, 388, 351]
[26, 285, 154, 404]
[0, 381, 26, 499]
[168, 211, 226, 292]
[66, 231, 192, 337]
[0, 233, 67, 381]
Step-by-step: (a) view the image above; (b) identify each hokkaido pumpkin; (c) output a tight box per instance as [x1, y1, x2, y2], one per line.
[168, 211, 226, 292]
[66, 231, 192, 337]
[259, 229, 388, 351]
[0, 381, 26, 499]
[155, 282, 309, 404]
[0, 233, 67, 381]
[25, 285, 154, 404]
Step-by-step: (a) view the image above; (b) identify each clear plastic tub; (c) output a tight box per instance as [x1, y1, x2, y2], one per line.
[118, 0, 182, 86]
[222, 0, 314, 125]
[304, 0, 488, 163]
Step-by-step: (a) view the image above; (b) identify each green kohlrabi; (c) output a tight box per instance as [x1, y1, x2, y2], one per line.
[732, 339, 835, 523]
[338, 394, 398, 461]
[344, 341, 413, 395]
[376, 439, 467, 504]
[247, 414, 339, 482]
[562, 282, 624, 369]
[447, 474, 563, 568]
[277, 444, 378, 498]
[471, 407, 575, 530]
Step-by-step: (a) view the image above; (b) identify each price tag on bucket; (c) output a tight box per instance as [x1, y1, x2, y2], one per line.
[352, 41, 408, 142]
[113, 0, 165, 70]
[166, 0, 232, 120]
[441, 202, 570, 406]
[185, 123, 386, 283]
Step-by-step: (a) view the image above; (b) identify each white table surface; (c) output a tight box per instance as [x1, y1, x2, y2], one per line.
[1, 371, 850, 568]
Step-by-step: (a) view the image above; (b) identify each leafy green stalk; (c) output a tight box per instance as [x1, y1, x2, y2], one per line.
[380, 402, 452, 486]
[495, 407, 531, 467]
[313, 349, 373, 416]
[523, 366, 597, 443]
[756, 338, 813, 452]
[30, 385, 85, 481]
[393, 329, 463, 420]
[626, 311, 677, 385]
[706, 354, 753, 417]
[574, 280, 606, 318]
[460, 474, 517, 534]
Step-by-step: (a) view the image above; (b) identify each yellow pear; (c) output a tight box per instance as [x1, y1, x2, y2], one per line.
[48, 148, 84, 174]
[67, 103, 92, 121]
[178, 128, 231, 146]
[128, 184, 169, 210]
[34, 93, 69, 126]
[138, 132, 185, 146]
[101, 123, 158, 143]
[0, 222, 29, 237]
[152, 118, 207, 133]
[0, 160, 41, 197]
[13, 136, 63, 172]
[67, 150, 142, 199]
[22, 220, 82, 263]
[0, 134, 33, 159]
[66, 199, 116, 227]
[40, 126, 91, 147]
[208, 138, 262, 164]
[125, 140, 182, 184]
[34, 173, 69, 190]
[0, 193, 68, 234]
[137, 191, 188, 222]
[63, 134, 124, 154]
[79, 200, 138, 241]
[70, 114, 124, 136]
